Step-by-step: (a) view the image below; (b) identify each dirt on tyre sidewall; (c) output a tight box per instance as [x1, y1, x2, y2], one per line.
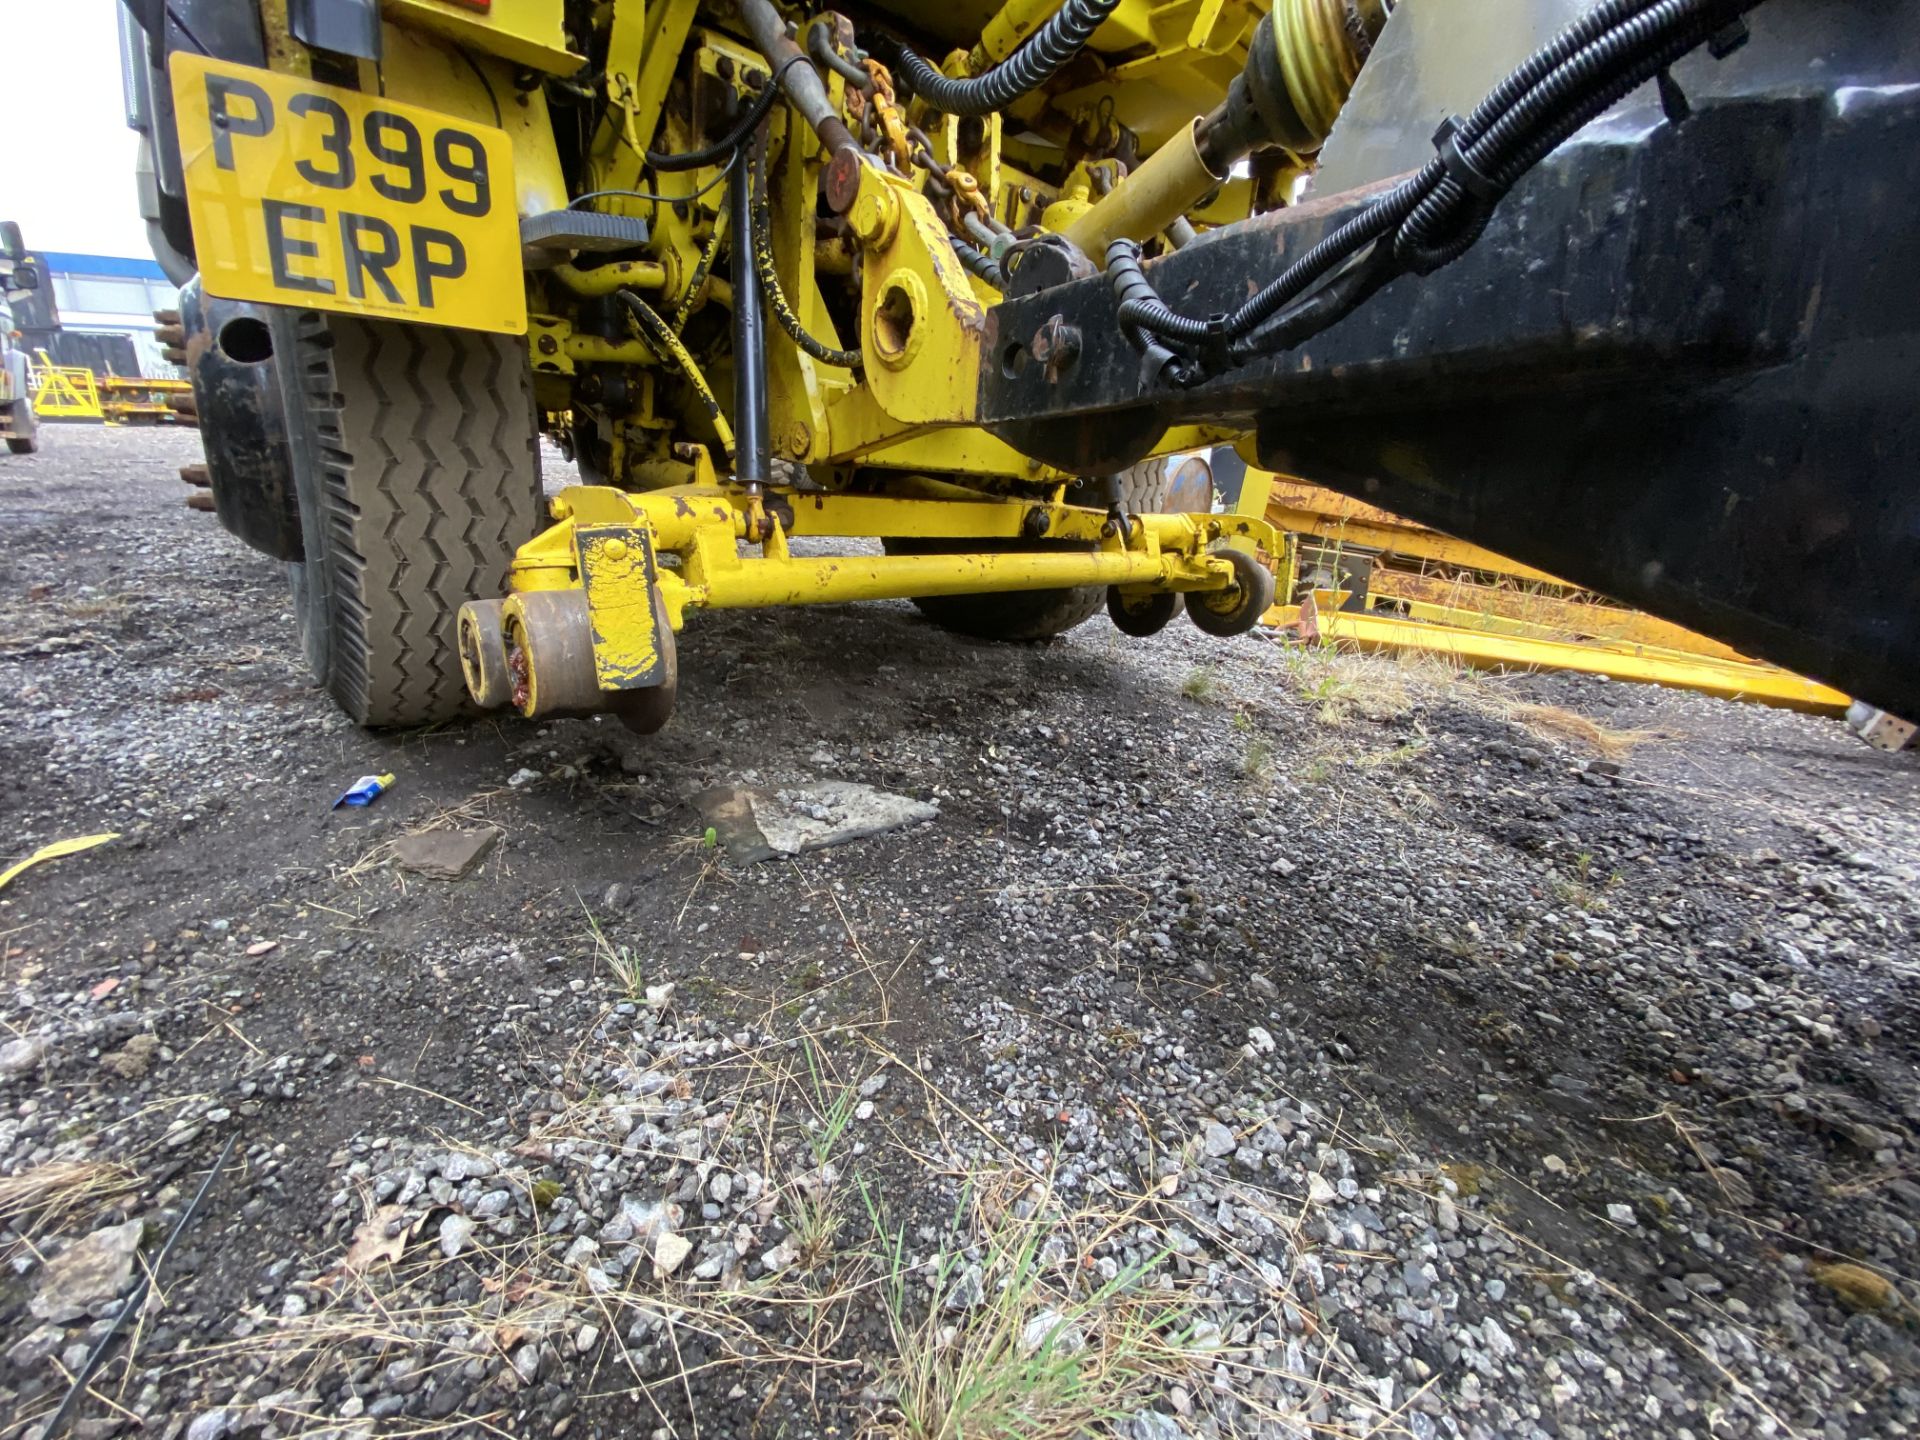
[286, 313, 542, 727]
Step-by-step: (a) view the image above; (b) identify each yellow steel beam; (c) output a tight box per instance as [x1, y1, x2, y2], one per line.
[544, 483, 1275, 549]
[384, 0, 581, 76]
[1262, 473, 1567, 585]
[1271, 502, 1566, 585]
[1299, 593, 1852, 714]
[508, 484, 1276, 630]
[668, 547, 1236, 617]
[1367, 569, 1751, 663]
[847, 166, 987, 427]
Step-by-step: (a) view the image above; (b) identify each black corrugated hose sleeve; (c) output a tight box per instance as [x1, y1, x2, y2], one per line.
[748, 136, 862, 370]
[869, 0, 1124, 117]
[951, 234, 1005, 289]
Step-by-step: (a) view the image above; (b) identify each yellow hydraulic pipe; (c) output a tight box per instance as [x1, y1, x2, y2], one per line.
[1061, 119, 1222, 266]
[549, 260, 668, 295]
[562, 335, 656, 364]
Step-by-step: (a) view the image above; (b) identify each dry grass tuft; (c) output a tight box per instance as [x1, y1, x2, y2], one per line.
[869, 1169, 1215, 1440]
[1507, 703, 1652, 759]
[0, 1159, 141, 1255]
[1280, 641, 1470, 727]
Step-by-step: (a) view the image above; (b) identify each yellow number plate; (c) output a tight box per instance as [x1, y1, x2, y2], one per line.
[170, 54, 525, 334]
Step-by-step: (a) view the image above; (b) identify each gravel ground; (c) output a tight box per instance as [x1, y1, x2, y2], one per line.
[1, 423, 1917, 1440]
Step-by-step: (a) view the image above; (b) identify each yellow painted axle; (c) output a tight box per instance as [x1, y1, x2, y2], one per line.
[465, 482, 1279, 721]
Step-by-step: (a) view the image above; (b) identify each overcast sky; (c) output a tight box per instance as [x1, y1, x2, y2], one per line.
[4, 2, 151, 259]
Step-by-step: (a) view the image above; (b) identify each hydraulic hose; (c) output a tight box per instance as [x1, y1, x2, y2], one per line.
[951, 233, 1005, 290]
[748, 134, 861, 370]
[1108, 0, 1767, 376]
[645, 80, 781, 172]
[671, 211, 729, 333]
[738, 0, 858, 159]
[870, 0, 1123, 117]
[618, 291, 736, 458]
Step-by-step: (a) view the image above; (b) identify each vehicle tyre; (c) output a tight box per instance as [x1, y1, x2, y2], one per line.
[284, 313, 542, 727]
[6, 437, 35, 455]
[884, 459, 1170, 640]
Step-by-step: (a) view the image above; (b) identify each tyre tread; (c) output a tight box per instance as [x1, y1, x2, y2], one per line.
[294, 315, 540, 726]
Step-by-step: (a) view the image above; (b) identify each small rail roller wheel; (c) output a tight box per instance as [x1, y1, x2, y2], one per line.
[458, 599, 512, 710]
[1107, 586, 1185, 637]
[1187, 549, 1277, 637]
[501, 590, 602, 718]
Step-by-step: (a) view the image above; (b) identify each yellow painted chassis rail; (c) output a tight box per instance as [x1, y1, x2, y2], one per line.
[1299, 591, 1851, 714]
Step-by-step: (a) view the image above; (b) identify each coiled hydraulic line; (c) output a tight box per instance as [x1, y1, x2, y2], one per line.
[869, 0, 1123, 117]
[748, 134, 861, 370]
[1111, 0, 1768, 380]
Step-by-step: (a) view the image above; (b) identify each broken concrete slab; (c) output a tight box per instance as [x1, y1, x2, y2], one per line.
[31, 1218, 145, 1321]
[693, 781, 937, 863]
[391, 828, 499, 880]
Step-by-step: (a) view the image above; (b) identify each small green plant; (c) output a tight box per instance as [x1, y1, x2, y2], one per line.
[1548, 851, 1619, 911]
[1230, 708, 1253, 733]
[580, 898, 645, 1000]
[702, 825, 719, 849]
[801, 1037, 859, 1169]
[1242, 734, 1276, 782]
[787, 1185, 842, 1273]
[774, 1038, 864, 1272]
[1180, 665, 1217, 701]
[864, 1175, 1204, 1440]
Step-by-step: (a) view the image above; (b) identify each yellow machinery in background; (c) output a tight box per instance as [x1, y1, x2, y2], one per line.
[98, 374, 194, 426]
[27, 353, 104, 422]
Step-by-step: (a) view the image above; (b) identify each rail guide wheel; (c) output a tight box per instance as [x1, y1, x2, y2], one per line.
[1187, 549, 1276, 637]
[1107, 586, 1185, 637]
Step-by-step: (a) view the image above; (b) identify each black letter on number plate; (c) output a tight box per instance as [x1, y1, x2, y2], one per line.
[207, 75, 274, 171]
[263, 199, 334, 294]
[410, 227, 467, 307]
[340, 213, 403, 302]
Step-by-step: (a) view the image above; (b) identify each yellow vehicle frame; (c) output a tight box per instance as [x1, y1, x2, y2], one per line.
[1299, 590, 1852, 714]
[460, 476, 1280, 722]
[213, 0, 1385, 729]
[101, 375, 193, 426]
